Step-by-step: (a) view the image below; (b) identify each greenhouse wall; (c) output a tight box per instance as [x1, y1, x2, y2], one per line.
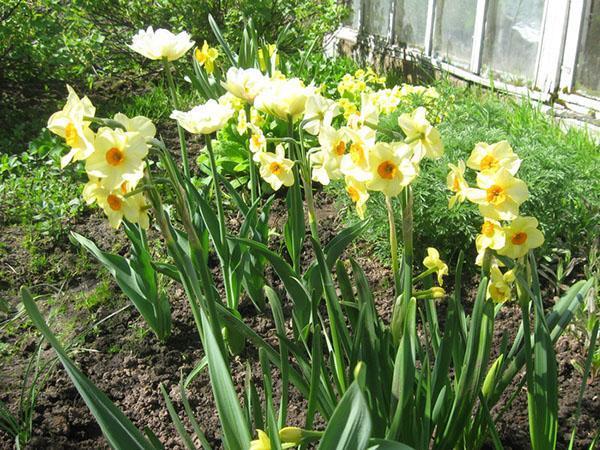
[334, 0, 600, 124]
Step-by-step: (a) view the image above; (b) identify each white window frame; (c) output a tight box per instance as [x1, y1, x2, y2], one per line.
[335, 0, 599, 113]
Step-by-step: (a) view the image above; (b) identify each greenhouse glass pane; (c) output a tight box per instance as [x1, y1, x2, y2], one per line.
[363, 0, 393, 37]
[433, 0, 478, 68]
[575, 0, 600, 96]
[344, 0, 362, 29]
[393, 0, 428, 48]
[482, 0, 544, 85]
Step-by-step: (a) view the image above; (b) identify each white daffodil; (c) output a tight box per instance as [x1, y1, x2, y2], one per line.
[309, 125, 347, 185]
[85, 127, 148, 190]
[302, 94, 340, 135]
[398, 106, 443, 161]
[221, 67, 269, 104]
[255, 144, 295, 190]
[128, 26, 194, 61]
[170, 99, 234, 135]
[254, 78, 312, 121]
[47, 85, 96, 168]
[365, 142, 417, 197]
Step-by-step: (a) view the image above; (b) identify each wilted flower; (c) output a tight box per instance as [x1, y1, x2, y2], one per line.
[85, 127, 148, 190]
[254, 78, 312, 121]
[365, 142, 417, 197]
[467, 141, 522, 175]
[255, 144, 295, 190]
[170, 100, 234, 135]
[423, 247, 449, 286]
[446, 160, 469, 208]
[47, 85, 96, 168]
[195, 40, 219, 74]
[222, 67, 268, 104]
[487, 265, 516, 303]
[398, 107, 443, 161]
[128, 26, 194, 61]
[466, 168, 529, 220]
[345, 176, 369, 219]
[497, 216, 544, 259]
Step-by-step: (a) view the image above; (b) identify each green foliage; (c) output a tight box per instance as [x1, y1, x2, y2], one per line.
[0, 129, 86, 235]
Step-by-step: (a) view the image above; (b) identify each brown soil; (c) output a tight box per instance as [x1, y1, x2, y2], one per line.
[1, 187, 598, 449]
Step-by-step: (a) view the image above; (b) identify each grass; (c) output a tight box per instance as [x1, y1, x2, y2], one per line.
[328, 80, 600, 270]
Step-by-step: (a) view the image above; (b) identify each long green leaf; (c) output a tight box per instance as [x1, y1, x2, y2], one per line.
[21, 287, 159, 450]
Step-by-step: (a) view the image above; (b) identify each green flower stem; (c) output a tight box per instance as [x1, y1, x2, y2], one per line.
[297, 121, 319, 241]
[205, 135, 236, 309]
[163, 58, 191, 178]
[245, 104, 259, 204]
[401, 187, 414, 304]
[412, 266, 438, 283]
[386, 195, 401, 297]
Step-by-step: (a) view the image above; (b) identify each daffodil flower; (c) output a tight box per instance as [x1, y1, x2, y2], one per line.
[365, 142, 417, 197]
[218, 92, 245, 112]
[309, 125, 347, 185]
[195, 40, 219, 74]
[113, 113, 156, 140]
[467, 141, 522, 175]
[128, 26, 194, 61]
[83, 178, 149, 229]
[466, 168, 529, 220]
[398, 106, 444, 161]
[170, 99, 234, 135]
[302, 94, 340, 135]
[85, 127, 148, 191]
[487, 265, 516, 303]
[249, 126, 267, 154]
[497, 216, 544, 259]
[477, 218, 506, 250]
[345, 175, 369, 219]
[340, 126, 376, 182]
[255, 144, 295, 190]
[250, 429, 272, 450]
[446, 160, 469, 208]
[423, 247, 449, 286]
[346, 92, 379, 129]
[222, 67, 269, 104]
[47, 85, 96, 168]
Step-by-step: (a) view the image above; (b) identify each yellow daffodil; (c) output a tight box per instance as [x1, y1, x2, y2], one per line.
[194, 40, 219, 74]
[254, 78, 312, 121]
[170, 99, 234, 135]
[236, 109, 248, 135]
[423, 247, 449, 286]
[366, 142, 417, 197]
[398, 107, 443, 161]
[467, 141, 522, 175]
[487, 265, 516, 303]
[258, 44, 279, 71]
[47, 85, 96, 168]
[497, 216, 544, 259]
[337, 98, 358, 119]
[250, 429, 271, 450]
[466, 168, 529, 220]
[85, 127, 148, 190]
[222, 67, 268, 104]
[83, 178, 149, 229]
[128, 26, 194, 61]
[446, 160, 469, 208]
[347, 93, 379, 129]
[279, 427, 303, 444]
[255, 144, 295, 190]
[477, 218, 506, 250]
[302, 94, 340, 135]
[372, 87, 402, 114]
[309, 125, 347, 185]
[340, 126, 376, 182]
[345, 176, 369, 219]
[249, 126, 267, 154]
[113, 113, 156, 140]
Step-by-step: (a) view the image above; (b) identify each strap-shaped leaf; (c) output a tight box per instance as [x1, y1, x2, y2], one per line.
[21, 288, 160, 450]
[318, 382, 372, 450]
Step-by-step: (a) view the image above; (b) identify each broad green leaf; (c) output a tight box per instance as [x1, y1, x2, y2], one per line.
[318, 382, 372, 450]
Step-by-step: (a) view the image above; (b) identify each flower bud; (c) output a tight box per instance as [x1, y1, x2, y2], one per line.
[279, 427, 303, 444]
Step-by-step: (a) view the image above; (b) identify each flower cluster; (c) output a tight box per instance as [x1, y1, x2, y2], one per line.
[48, 87, 155, 229]
[447, 140, 544, 302]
